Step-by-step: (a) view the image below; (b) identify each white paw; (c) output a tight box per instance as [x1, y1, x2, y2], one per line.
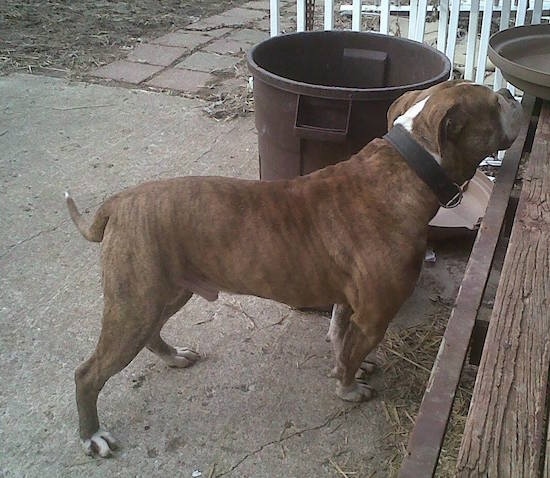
[167, 347, 200, 368]
[82, 430, 118, 458]
[336, 380, 376, 402]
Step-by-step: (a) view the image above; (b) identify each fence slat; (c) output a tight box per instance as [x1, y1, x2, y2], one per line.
[445, 0, 462, 64]
[475, 0, 495, 84]
[407, 0, 418, 40]
[297, 0, 306, 32]
[352, 0, 363, 31]
[464, 0, 480, 80]
[380, 0, 391, 33]
[437, 0, 450, 51]
[515, 0, 528, 25]
[493, 0, 512, 90]
[507, 0, 528, 94]
[324, 0, 335, 30]
[532, 0, 543, 23]
[414, 0, 429, 40]
[270, 0, 280, 36]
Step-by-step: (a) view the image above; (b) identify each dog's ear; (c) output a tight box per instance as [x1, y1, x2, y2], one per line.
[437, 104, 464, 156]
[386, 90, 425, 129]
[436, 103, 481, 183]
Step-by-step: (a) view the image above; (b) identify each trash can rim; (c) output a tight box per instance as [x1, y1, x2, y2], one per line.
[247, 30, 451, 100]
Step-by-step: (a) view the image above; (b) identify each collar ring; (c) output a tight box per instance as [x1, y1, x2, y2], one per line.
[440, 184, 463, 209]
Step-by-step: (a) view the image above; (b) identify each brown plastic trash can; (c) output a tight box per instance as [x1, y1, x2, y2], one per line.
[247, 31, 451, 180]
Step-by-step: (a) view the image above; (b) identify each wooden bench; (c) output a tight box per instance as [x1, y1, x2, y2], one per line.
[456, 99, 550, 476]
[398, 95, 549, 477]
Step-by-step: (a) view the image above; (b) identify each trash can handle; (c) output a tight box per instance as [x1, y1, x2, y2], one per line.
[294, 95, 352, 142]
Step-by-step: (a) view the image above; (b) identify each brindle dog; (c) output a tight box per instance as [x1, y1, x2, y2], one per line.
[66, 81, 522, 457]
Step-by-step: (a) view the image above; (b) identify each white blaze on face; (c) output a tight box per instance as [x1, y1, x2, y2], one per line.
[392, 94, 443, 165]
[393, 96, 430, 132]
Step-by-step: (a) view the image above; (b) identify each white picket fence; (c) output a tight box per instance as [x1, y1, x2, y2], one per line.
[269, 0, 548, 89]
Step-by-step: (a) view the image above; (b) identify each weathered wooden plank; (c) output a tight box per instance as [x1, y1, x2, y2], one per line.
[546, 422, 550, 478]
[398, 96, 537, 478]
[457, 101, 550, 477]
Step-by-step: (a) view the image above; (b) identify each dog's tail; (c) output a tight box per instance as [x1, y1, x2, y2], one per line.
[65, 191, 109, 243]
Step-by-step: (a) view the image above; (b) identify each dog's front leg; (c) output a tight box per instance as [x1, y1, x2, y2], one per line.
[330, 309, 384, 402]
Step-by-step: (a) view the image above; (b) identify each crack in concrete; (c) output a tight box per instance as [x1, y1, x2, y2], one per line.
[194, 144, 215, 165]
[215, 406, 359, 477]
[0, 221, 67, 259]
[193, 122, 240, 173]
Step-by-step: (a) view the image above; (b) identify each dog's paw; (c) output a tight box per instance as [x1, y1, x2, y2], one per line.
[336, 380, 376, 402]
[166, 347, 200, 368]
[354, 360, 377, 379]
[82, 430, 118, 458]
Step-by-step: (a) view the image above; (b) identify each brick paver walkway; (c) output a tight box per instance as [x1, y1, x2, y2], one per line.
[89, 1, 294, 98]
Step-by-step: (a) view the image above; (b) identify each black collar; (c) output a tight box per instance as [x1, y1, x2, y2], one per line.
[383, 124, 463, 209]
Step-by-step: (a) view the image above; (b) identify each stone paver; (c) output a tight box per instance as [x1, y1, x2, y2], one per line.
[204, 38, 251, 55]
[145, 68, 214, 92]
[127, 43, 187, 66]
[91, 60, 163, 84]
[176, 51, 241, 73]
[87, 4, 270, 95]
[226, 28, 268, 44]
[186, 7, 267, 30]
[150, 31, 212, 50]
[242, 0, 270, 10]
[220, 7, 268, 22]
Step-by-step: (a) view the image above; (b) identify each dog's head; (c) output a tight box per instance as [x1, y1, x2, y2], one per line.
[386, 80, 523, 184]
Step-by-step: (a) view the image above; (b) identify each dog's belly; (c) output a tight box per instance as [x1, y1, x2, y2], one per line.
[175, 228, 348, 308]
[205, 262, 346, 308]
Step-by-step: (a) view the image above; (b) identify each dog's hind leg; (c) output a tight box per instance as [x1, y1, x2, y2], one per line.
[75, 299, 162, 457]
[146, 291, 201, 368]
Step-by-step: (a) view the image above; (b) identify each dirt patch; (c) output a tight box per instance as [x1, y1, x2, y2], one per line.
[202, 62, 254, 120]
[0, 0, 248, 78]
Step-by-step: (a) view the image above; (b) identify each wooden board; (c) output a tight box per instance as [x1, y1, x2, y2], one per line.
[457, 101, 550, 477]
[398, 96, 537, 478]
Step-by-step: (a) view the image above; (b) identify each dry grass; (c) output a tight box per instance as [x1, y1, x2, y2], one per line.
[0, 0, 247, 77]
[203, 86, 255, 120]
[202, 61, 255, 120]
[376, 305, 477, 477]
